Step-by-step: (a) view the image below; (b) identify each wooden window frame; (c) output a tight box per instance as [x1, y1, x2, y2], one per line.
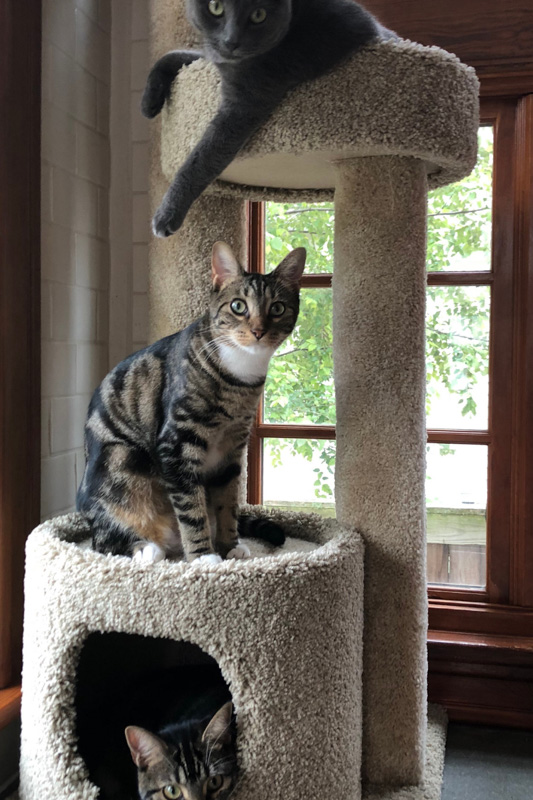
[0, 0, 42, 726]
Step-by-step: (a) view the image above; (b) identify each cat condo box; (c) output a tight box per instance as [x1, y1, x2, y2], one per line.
[19, 508, 364, 800]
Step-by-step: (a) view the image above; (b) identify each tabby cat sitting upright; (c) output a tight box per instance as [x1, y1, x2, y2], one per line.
[77, 242, 306, 564]
[143, 0, 396, 237]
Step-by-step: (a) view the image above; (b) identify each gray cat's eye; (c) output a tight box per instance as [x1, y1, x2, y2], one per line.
[163, 786, 181, 800]
[250, 8, 267, 24]
[208, 0, 224, 17]
[270, 301, 285, 317]
[230, 299, 247, 315]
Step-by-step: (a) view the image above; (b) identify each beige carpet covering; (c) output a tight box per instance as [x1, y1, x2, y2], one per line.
[19, 510, 365, 800]
[333, 155, 429, 786]
[161, 38, 479, 198]
[364, 706, 448, 800]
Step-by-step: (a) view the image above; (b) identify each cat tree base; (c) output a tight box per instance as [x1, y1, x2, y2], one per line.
[19, 511, 365, 800]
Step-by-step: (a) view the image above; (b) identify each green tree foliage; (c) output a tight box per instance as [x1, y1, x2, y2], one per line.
[263, 128, 493, 500]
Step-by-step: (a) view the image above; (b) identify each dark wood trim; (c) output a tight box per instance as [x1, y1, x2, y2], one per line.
[254, 424, 336, 441]
[427, 430, 491, 445]
[247, 201, 264, 272]
[0, 0, 42, 692]
[429, 600, 533, 639]
[485, 100, 517, 605]
[428, 633, 533, 729]
[427, 271, 493, 286]
[364, 0, 533, 98]
[511, 94, 533, 608]
[247, 202, 265, 504]
[0, 686, 21, 730]
[429, 588, 488, 604]
[478, 70, 533, 99]
[301, 274, 333, 289]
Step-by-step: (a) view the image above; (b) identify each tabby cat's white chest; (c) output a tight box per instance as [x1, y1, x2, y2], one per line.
[218, 342, 274, 383]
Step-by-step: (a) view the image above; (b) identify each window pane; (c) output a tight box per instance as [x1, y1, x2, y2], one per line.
[263, 288, 335, 425]
[427, 126, 493, 272]
[262, 438, 336, 517]
[426, 443, 487, 588]
[426, 285, 490, 430]
[265, 201, 334, 274]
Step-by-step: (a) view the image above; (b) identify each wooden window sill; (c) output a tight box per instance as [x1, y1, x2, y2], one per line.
[0, 686, 21, 729]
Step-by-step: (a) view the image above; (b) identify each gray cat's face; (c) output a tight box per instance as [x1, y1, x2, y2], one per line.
[187, 0, 293, 62]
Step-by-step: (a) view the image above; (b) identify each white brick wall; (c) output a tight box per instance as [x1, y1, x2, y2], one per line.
[41, 1, 151, 520]
[41, 0, 111, 519]
[130, 0, 151, 351]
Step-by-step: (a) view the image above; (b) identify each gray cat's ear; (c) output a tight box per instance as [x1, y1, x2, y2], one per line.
[212, 242, 243, 289]
[202, 702, 233, 748]
[125, 725, 167, 768]
[272, 247, 306, 286]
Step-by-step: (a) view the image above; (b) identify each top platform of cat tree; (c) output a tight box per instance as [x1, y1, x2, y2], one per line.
[160, 38, 479, 202]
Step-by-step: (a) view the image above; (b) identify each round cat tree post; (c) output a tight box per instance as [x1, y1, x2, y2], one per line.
[333, 156, 428, 785]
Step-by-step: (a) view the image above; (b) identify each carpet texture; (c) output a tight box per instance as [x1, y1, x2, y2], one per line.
[333, 156, 429, 785]
[160, 38, 479, 199]
[19, 510, 365, 800]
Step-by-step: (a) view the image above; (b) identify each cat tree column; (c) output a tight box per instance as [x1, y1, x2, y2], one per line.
[333, 156, 428, 784]
[154, 24, 479, 789]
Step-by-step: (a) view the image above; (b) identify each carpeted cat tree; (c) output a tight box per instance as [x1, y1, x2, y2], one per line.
[19, 3, 478, 800]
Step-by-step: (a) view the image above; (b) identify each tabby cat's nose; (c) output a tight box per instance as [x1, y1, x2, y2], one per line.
[251, 328, 265, 340]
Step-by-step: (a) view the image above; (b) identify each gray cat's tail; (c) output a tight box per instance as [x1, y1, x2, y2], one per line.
[238, 515, 286, 548]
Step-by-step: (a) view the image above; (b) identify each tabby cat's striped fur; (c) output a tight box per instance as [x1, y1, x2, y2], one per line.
[126, 701, 237, 800]
[77, 242, 306, 563]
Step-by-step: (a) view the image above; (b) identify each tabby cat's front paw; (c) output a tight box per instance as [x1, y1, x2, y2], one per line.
[132, 542, 165, 564]
[152, 199, 188, 238]
[226, 543, 251, 560]
[191, 553, 223, 567]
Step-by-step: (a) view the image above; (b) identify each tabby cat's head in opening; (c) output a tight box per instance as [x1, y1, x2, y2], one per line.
[187, 0, 293, 62]
[210, 241, 306, 363]
[126, 702, 237, 800]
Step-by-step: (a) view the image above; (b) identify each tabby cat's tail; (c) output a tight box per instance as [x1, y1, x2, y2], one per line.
[237, 515, 286, 548]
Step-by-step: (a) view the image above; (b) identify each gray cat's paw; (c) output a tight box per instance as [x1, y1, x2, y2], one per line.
[152, 201, 187, 238]
[141, 74, 172, 119]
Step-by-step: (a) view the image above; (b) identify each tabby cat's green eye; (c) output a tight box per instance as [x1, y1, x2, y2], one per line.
[250, 8, 267, 24]
[207, 775, 225, 791]
[270, 301, 285, 316]
[208, 0, 225, 17]
[162, 786, 181, 800]
[230, 299, 247, 315]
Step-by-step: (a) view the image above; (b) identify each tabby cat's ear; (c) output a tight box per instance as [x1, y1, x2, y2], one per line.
[125, 725, 168, 768]
[212, 242, 244, 289]
[202, 702, 233, 748]
[271, 247, 306, 286]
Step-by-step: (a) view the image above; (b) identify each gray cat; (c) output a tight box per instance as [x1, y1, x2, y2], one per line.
[143, 0, 396, 237]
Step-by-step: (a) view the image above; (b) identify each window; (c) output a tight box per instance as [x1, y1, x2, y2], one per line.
[247, 95, 533, 642]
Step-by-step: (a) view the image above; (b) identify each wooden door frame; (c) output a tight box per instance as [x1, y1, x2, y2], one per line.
[0, 0, 42, 724]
